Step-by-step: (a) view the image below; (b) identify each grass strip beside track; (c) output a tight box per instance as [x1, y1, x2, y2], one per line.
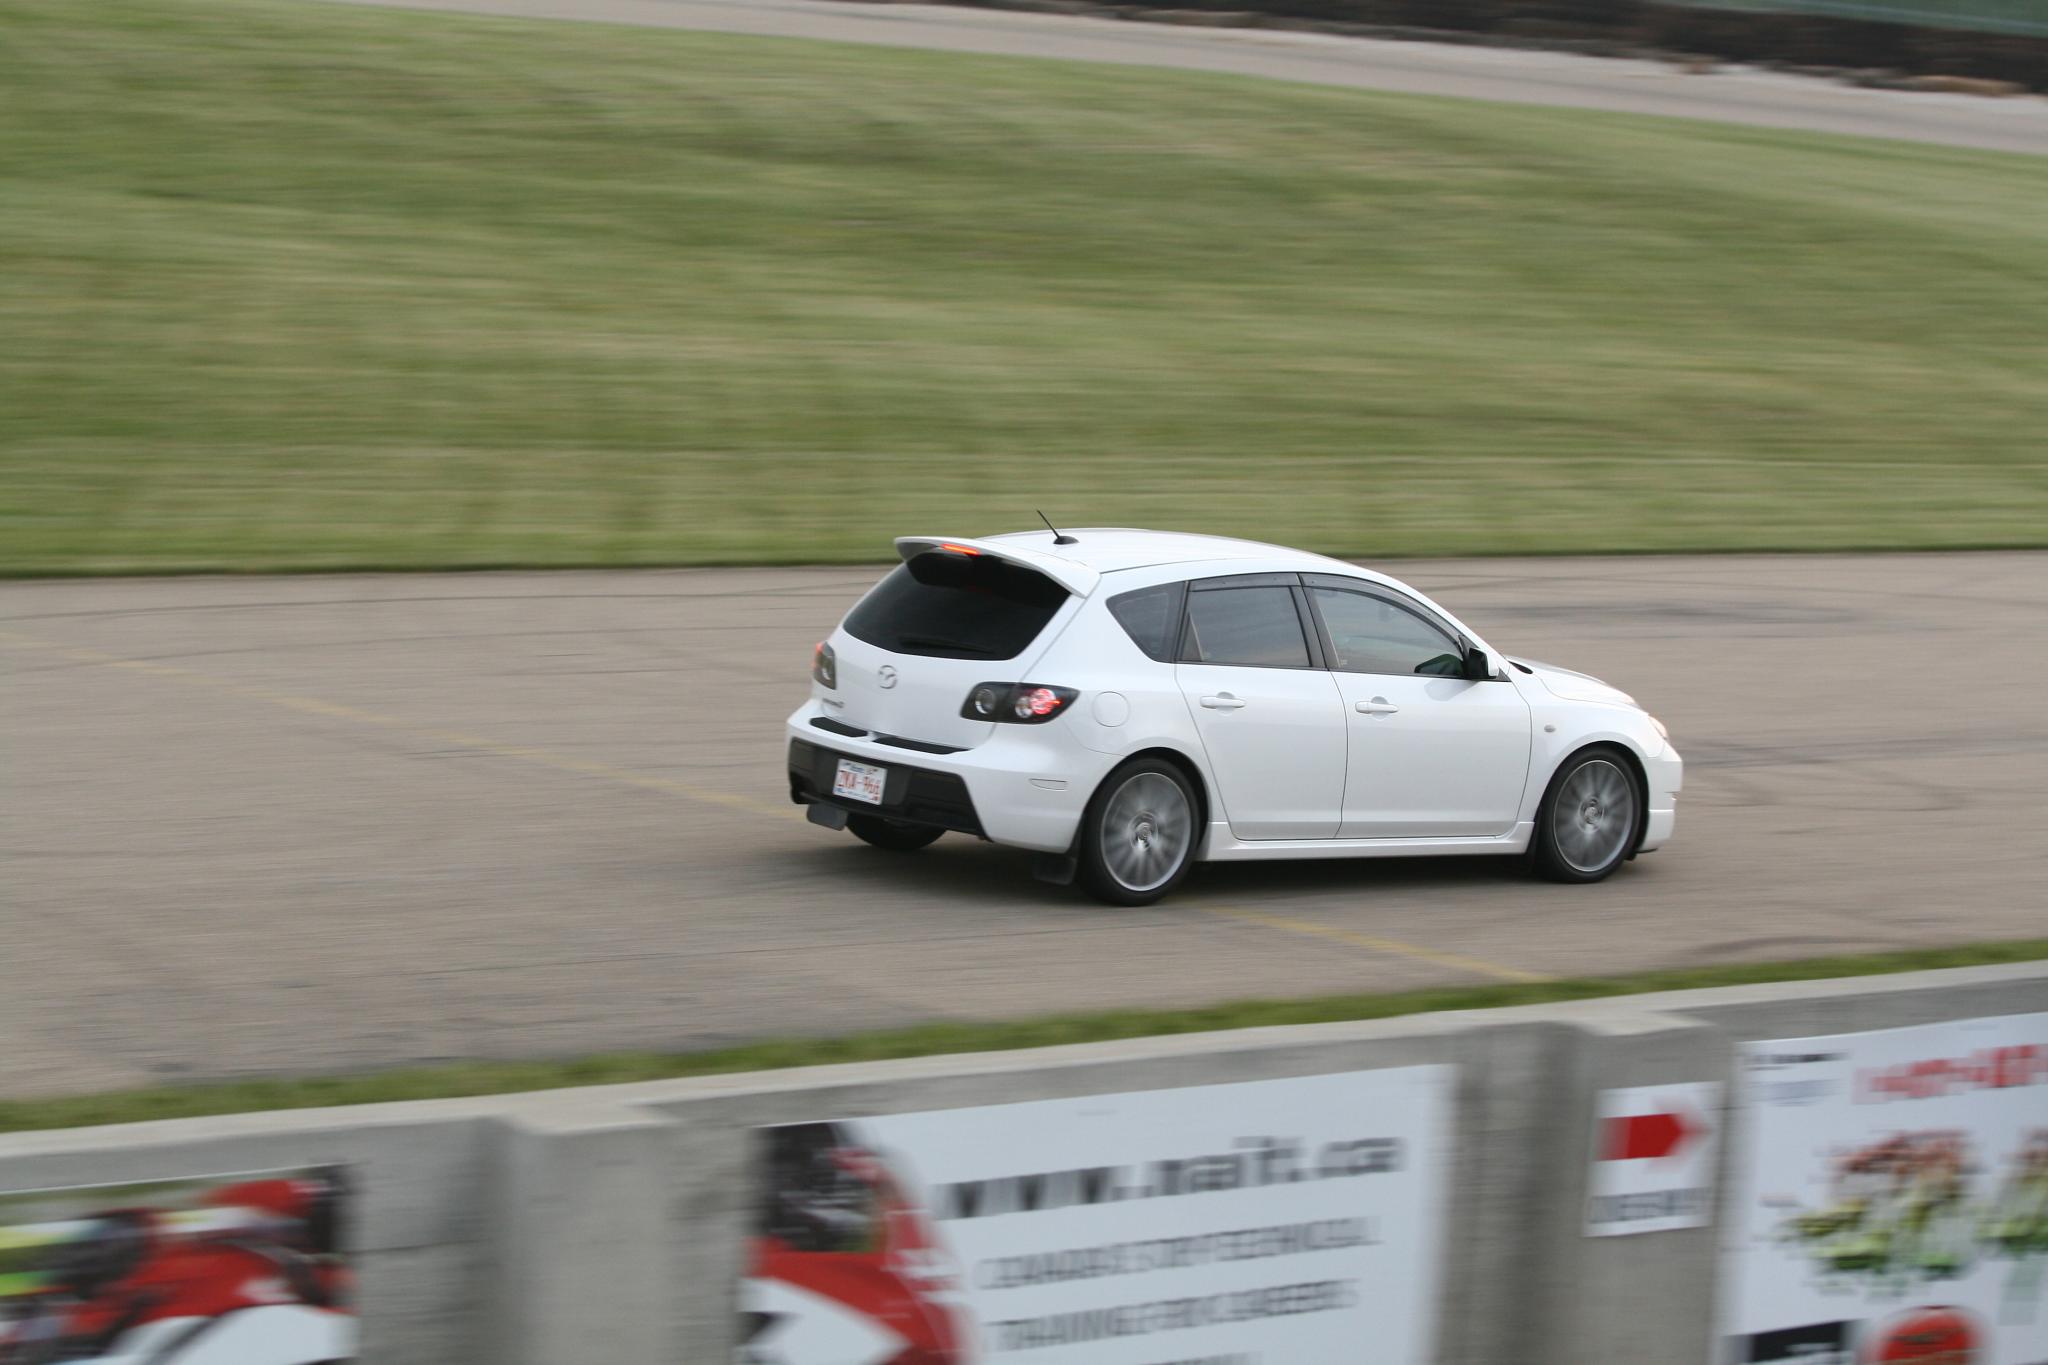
[4, 938, 2045, 1134]
[4, 0, 2048, 574]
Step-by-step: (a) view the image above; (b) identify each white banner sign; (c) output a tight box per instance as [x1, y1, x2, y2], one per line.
[735, 1065, 1452, 1365]
[1586, 1081, 1722, 1236]
[1720, 1012, 2048, 1365]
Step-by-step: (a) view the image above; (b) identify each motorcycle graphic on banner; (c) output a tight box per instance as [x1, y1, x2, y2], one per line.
[1720, 1013, 2048, 1365]
[734, 1067, 1452, 1365]
[0, 1167, 355, 1364]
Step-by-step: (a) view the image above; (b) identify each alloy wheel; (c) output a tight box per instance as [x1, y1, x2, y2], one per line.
[1098, 771, 1192, 893]
[1550, 758, 1637, 874]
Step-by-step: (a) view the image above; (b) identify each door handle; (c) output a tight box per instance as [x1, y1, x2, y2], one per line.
[1199, 694, 1247, 711]
[1355, 698, 1400, 715]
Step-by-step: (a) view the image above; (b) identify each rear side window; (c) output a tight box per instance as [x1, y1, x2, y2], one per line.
[1180, 586, 1311, 668]
[843, 552, 1068, 660]
[1106, 582, 1186, 662]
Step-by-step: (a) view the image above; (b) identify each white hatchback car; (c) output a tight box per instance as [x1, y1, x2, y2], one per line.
[787, 529, 1680, 905]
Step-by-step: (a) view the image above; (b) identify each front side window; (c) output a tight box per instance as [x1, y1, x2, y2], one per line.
[1180, 586, 1311, 668]
[1311, 587, 1463, 676]
[843, 552, 1068, 660]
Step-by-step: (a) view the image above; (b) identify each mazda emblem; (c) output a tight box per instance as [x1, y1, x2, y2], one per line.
[877, 665, 898, 689]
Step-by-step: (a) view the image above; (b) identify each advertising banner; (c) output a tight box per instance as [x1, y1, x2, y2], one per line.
[1585, 1081, 1723, 1236]
[1721, 1013, 2048, 1365]
[0, 1166, 354, 1364]
[736, 1065, 1452, 1365]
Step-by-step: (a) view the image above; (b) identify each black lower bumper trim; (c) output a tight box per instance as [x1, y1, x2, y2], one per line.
[788, 738, 985, 837]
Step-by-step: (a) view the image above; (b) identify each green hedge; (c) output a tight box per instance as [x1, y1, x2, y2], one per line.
[1645, 5, 2048, 84]
[1099, 0, 2048, 88]
[1674, 0, 2047, 40]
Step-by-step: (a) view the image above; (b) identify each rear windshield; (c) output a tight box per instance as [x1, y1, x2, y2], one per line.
[843, 552, 1069, 660]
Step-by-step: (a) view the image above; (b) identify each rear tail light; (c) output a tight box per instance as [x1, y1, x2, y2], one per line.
[961, 683, 1078, 724]
[812, 641, 837, 689]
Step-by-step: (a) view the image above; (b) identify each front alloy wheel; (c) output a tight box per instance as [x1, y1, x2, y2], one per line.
[1080, 759, 1198, 906]
[1532, 747, 1642, 883]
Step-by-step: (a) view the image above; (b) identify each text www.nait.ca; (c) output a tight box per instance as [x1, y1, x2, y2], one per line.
[936, 1136, 1402, 1219]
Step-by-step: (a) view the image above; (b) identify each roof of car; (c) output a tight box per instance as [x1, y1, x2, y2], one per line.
[980, 527, 1358, 575]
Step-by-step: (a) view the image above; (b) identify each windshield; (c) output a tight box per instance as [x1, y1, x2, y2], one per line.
[843, 552, 1069, 660]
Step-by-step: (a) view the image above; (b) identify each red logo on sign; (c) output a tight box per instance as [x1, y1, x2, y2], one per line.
[1868, 1307, 1981, 1364]
[1601, 1106, 1703, 1161]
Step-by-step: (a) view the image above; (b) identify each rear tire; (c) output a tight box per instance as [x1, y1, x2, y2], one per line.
[1079, 758, 1199, 906]
[847, 814, 944, 852]
[1531, 745, 1642, 883]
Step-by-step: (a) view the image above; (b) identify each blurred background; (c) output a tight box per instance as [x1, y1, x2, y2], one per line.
[5, 0, 2045, 573]
[1, 0, 2044, 1104]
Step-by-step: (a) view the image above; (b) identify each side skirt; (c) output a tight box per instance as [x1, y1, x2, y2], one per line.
[1197, 821, 1535, 862]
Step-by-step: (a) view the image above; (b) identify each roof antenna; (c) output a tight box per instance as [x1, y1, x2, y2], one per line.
[1037, 510, 1078, 546]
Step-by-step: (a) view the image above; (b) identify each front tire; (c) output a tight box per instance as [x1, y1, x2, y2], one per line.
[1079, 758, 1199, 906]
[846, 814, 944, 852]
[1532, 746, 1642, 883]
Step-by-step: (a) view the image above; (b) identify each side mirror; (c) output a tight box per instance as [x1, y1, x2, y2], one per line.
[1462, 645, 1494, 682]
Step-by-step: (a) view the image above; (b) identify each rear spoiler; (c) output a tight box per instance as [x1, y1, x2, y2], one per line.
[893, 536, 1100, 598]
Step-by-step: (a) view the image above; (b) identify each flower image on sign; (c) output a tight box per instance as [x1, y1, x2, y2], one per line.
[1720, 1013, 2048, 1365]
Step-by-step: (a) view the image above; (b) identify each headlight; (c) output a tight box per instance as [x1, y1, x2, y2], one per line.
[1648, 715, 1669, 741]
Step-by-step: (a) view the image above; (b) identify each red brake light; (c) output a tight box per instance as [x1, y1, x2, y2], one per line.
[959, 683, 1078, 723]
[811, 641, 837, 689]
[938, 543, 982, 556]
[1019, 687, 1065, 718]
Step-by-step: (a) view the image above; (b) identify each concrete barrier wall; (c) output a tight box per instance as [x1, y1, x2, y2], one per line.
[2, 960, 2042, 1364]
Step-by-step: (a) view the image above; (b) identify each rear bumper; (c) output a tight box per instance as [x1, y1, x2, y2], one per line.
[789, 738, 985, 837]
[786, 702, 1107, 853]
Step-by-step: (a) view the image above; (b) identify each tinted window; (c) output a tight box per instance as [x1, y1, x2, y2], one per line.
[1311, 587, 1462, 676]
[1180, 587, 1310, 668]
[844, 553, 1068, 660]
[1107, 582, 1186, 662]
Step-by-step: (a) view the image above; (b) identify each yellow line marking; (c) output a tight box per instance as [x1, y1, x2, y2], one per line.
[7, 627, 1547, 977]
[0, 628, 794, 820]
[1200, 904, 1548, 983]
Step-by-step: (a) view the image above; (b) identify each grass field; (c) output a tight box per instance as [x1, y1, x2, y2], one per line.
[2, 938, 2042, 1132]
[3, 0, 2046, 574]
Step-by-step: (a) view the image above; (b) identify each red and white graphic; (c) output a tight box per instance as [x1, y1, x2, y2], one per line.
[0, 1167, 354, 1364]
[738, 1123, 970, 1365]
[1584, 1082, 1722, 1236]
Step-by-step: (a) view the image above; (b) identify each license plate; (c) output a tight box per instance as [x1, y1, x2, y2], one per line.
[832, 758, 887, 805]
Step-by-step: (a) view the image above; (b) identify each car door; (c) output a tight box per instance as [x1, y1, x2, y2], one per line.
[1174, 575, 1347, 840]
[1304, 578, 1532, 839]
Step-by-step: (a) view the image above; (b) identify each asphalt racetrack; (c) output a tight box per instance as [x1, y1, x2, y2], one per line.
[325, 0, 2048, 156]
[4, 553, 2045, 1097]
